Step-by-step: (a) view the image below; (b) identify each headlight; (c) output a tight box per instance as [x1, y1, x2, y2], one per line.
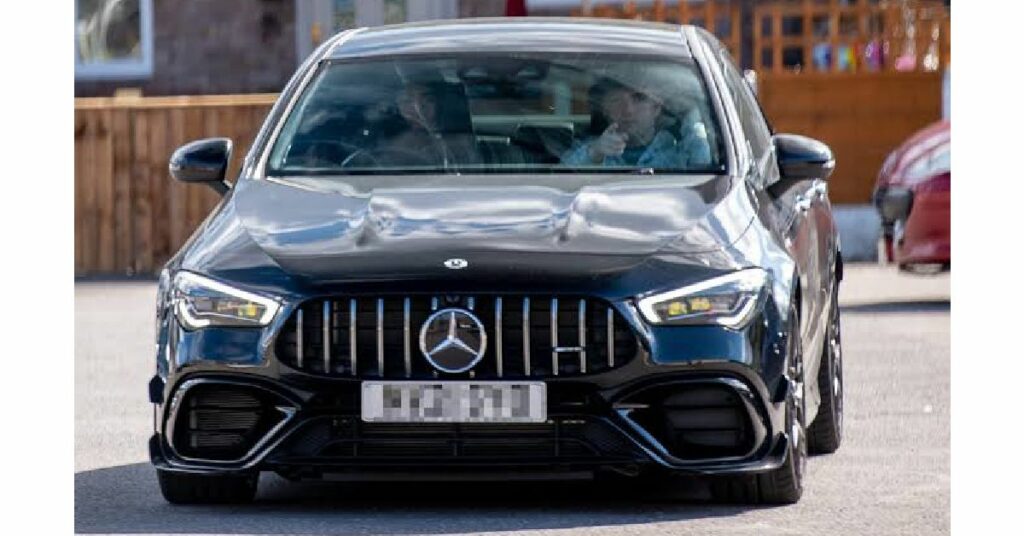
[171, 272, 281, 330]
[637, 269, 768, 328]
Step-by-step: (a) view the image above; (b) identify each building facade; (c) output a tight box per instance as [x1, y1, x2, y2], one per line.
[74, 0, 502, 97]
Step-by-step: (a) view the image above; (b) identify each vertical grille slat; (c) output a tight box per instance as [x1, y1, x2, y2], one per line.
[403, 297, 412, 378]
[522, 297, 532, 376]
[495, 297, 504, 378]
[349, 298, 358, 376]
[322, 301, 331, 373]
[296, 308, 304, 369]
[376, 298, 385, 377]
[277, 294, 637, 379]
[578, 299, 587, 374]
[607, 306, 615, 368]
[550, 298, 559, 377]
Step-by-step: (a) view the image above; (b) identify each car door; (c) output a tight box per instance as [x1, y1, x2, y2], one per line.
[715, 47, 825, 360]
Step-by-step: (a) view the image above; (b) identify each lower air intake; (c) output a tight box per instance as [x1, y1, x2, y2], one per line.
[170, 383, 289, 462]
[623, 382, 758, 460]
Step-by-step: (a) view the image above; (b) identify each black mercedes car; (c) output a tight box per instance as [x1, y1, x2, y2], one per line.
[151, 18, 844, 505]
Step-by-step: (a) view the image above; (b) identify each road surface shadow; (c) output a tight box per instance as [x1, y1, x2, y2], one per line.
[841, 299, 949, 315]
[75, 463, 770, 534]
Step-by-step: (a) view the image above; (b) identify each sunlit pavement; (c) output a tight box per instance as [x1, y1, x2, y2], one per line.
[75, 264, 949, 535]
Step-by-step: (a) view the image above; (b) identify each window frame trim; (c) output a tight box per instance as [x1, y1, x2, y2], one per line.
[74, 0, 155, 80]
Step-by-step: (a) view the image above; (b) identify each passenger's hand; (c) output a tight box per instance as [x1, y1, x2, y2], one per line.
[588, 123, 628, 163]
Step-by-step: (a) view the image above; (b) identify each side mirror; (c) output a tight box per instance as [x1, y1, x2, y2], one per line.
[168, 138, 233, 195]
[742, 69, 758, 96]
[774, 133, 835, 181]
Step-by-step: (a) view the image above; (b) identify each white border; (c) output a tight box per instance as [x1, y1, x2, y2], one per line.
[3, 1, 73, 532]
[953, 2, 1024, 533]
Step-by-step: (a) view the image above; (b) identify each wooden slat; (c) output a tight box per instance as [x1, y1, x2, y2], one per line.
[82, 110, 100, 272]
[173, 107, 197, 256]
[166, 108, 185, 267]
[74, 111, 87, 275]
[96, 111, 116, 273]
[705, 0, 716, 35]
[729, 4, 741, 58]
[772, 3, 782, 73]
[111, 108, 133, 274]
[828, 0, 840, 72]
[148, 109, 169, 268]
[75, 93, 278, 110]
[131, 110, 152, 274]
[802, 0, 813, 73]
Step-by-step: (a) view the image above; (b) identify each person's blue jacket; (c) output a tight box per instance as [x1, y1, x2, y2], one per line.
[561, 121, 712, 169]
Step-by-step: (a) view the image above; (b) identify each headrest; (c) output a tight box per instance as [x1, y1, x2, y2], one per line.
[420, 81, 474, 135]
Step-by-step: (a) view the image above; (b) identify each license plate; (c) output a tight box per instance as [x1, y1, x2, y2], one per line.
[361, 381, 547, 423]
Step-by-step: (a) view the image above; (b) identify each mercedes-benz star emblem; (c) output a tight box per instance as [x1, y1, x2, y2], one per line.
[444, 258, 468, 270]
[419, 308, 487, 373]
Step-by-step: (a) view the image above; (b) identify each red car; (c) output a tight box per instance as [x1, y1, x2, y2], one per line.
[872, 120, 950, 272]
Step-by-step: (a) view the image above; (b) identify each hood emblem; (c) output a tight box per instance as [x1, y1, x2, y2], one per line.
[419, 308, 487, 373]
[444, 258, 468, 270]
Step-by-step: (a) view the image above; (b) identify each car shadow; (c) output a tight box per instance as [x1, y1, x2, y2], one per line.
[75, 463, 773, 534]
[841, 299, 950, 314]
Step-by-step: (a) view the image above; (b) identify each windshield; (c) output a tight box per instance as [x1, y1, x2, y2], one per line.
[266, 53, 726, 176]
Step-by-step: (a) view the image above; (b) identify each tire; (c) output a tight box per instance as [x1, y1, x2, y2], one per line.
[157, 469, 259, 505]
[808, 281, 844, 454]
[710, 309, 807, 505]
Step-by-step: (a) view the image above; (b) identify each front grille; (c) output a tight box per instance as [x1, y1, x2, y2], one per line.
[272, 417, 641, 462]
[274, 295, 639, 379]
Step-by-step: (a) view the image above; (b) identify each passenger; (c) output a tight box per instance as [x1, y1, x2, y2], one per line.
[561, 78, 711, 169]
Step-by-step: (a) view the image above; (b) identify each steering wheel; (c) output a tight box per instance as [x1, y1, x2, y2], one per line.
[283, 140, 368, 168]
[341, 147, 437, 168]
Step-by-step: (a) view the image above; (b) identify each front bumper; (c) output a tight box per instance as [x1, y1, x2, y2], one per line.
[896, 190, 950, 266]
[151, 285, 794, 480]
[150, 365, 791, 479]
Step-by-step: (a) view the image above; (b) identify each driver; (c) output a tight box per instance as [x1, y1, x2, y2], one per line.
[375, 82, 481, 167]
[561, 78, 711, 169]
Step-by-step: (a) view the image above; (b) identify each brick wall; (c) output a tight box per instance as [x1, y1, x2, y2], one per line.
[75, 0, 297, 97]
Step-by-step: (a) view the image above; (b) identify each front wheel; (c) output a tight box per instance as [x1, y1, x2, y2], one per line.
[157, 469, 258, 505]
[808, 281, 844, 454]
[710, 309, 807, 504]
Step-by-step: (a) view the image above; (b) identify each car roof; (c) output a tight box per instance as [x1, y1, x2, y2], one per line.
[327, 17, 693, 60]
[891, 120, 950, 171]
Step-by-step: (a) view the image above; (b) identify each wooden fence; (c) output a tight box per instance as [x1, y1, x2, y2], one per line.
[752, 0, 950, 73]
[571, 0, 950, 74]
[74, 95, 274, 276]
[571, 0, 744, 61]
[74, 72, 941, 276]
[758, 71, 941, 204]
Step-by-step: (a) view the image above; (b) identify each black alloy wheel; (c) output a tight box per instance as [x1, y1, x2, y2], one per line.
[809, 281, 844, 453]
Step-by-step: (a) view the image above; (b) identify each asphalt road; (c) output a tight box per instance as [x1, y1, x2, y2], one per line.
[75, 265, 950, 535]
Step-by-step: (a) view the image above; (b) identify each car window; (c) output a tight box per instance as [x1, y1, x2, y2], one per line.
[930, 143, 950, 175]
[905, 142, 950, 183]
[904, 154, 931, 181]
[265, 53, 727, 176]
[718, 52, 772, 159]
